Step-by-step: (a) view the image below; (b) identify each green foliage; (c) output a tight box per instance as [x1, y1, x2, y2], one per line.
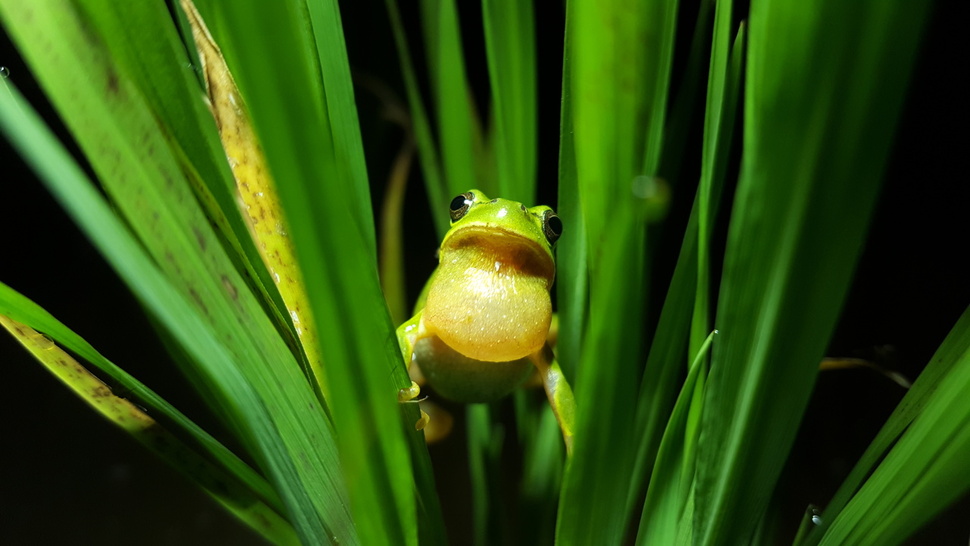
[1, 0, 962, 544]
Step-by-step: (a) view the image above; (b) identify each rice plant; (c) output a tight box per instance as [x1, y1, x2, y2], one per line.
[1, 0, 965, 544]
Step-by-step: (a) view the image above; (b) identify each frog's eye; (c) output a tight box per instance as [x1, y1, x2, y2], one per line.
[449, 192, 474, 222]
[542, 210, 563, 245]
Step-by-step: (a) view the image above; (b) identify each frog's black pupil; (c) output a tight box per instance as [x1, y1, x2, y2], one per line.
[450, 195, 466, 212]
[547, 215, 563, 236]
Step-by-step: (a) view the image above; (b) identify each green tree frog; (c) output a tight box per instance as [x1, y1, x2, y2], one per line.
[396, 190, 576, 452]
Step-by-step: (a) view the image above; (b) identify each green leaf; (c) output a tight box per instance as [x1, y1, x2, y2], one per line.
[554, 0, 586, 383]
[482, 0, 537, 201]
[628, 199, 696, 512]
[693, 1, 933, 542]
[383, 0, 449, 237]
[303, 0, 378, 250]
[422, 0, 488, 198]
[556, 0, 679, 542]
[635, 332, 712, 545]
[690, 0, 741, 358]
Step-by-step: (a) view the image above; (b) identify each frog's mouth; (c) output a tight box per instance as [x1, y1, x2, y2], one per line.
[442, 224, 556, 282]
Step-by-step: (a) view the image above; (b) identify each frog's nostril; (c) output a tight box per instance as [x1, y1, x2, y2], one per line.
[520, 204, 527, 213]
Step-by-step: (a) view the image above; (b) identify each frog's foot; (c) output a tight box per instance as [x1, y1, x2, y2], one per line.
[419, 400, 454, 442]
[415, 409, 431, 431]
[398, 380, 422, 402]
[397, 381, 431, 431]
[531, 344, 576, 456]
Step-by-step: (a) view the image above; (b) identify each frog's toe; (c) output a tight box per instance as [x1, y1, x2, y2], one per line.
[419, 401, 454, 443]
[415, 409, 431, 431]
[397, 380, 421, 403]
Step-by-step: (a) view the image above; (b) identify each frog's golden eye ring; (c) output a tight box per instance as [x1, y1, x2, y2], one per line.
[449, 192, 475, 222]
[542, 210, 563, 245]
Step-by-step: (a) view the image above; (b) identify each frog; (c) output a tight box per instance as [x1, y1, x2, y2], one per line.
[396, 190, 576, 453]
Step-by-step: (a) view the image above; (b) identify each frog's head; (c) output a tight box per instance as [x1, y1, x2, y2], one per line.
[441, 189, 562, 282]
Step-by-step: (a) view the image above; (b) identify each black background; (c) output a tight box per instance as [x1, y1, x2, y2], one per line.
[1, 1, 966, 544]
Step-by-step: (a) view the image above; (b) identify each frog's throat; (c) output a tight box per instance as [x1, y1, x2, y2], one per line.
[423, 255, 553, 362]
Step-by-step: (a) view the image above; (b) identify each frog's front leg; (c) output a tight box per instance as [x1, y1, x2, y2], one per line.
[396, 312, 429, 430]
[529, 344, 576, 455]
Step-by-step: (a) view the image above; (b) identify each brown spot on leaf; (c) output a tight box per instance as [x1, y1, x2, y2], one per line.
[102, 62, 120, 96]
[193, 226, 207, 251]
[189, 288, 209, 315]
[91, 385, 112, 398]
[255, 512, 271, 528]
[221, 275, 238, 300]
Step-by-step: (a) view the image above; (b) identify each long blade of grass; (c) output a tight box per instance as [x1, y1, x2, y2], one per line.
[303, 0, 377, 249]
[0, 75, 354, 544]
[815, 306, 970, 544]
[554, 0, 586, 383]
[556, 0, 679, 542]
[628, 199, 696, 511]
[481, 0, 537, 201]
[0, 315, 299, 546]
[180, 0, 327, 403]
[197, 2, 442, 544]
[421, 0, 490, 197]
[693, 1, 933, 542]
[556, 199, 646, 545]
[690, 0, 741, 358]
[635, 331, 713, 545]
[383, 0, 449, 237]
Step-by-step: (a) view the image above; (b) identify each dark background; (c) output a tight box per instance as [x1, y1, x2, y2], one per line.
[1, 1, 965, 544]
